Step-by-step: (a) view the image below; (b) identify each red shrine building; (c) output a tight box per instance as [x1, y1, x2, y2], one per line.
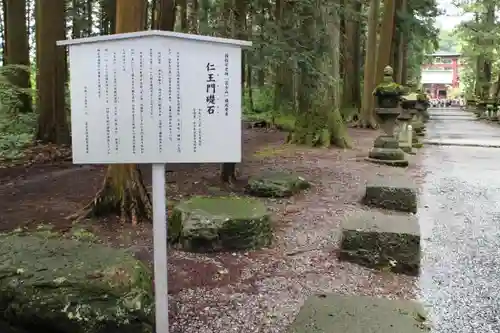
[421, 51, 461, 99]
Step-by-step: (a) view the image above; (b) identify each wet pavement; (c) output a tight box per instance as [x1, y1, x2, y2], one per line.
[424, 109, 500, 147]
[419, 107, 500, 332]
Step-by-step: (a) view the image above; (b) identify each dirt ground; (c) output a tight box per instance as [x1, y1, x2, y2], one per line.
[0, 127, 423, 333]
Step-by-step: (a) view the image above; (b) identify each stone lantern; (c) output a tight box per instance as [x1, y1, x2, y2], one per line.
[466, 97, 477, 113]
[366, 66, 408, 167]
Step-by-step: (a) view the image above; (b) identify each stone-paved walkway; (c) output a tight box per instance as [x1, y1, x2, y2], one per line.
[419, 108, 500, 332]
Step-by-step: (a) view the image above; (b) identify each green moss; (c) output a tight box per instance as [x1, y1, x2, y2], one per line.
[246, 171, 310, 198]
[169, 196, 273, 252]
[0, 233, 153, 333]
[253, 145, 294, 158]
[401, 93, 418, 102]
[373, 82, 404, 96]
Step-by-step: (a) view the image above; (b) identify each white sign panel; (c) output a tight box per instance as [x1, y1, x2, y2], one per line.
[421, 70, 453, 85]
[63, 32, 248, 164]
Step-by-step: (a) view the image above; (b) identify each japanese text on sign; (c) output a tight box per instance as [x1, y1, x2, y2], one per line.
[224, 53, 229, 116]
[206, 62, 216, 114]
[176, 51, 182, 153]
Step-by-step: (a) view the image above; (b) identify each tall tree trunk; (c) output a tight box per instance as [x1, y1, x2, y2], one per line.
[375, 0, 396, 84]
[221, 0, 248, 183]
[482, 1, 494, 94]
[395, 0, 406, 83]
[107, 0, 117, 34]
[288, 1, 350, 148]
[358, 0, 379, 128]
[4, 0, 32, 113]
[158, 0, 175, 31]
[342, 0, 361, 112]
[35, 0, 70, 143]
[179, 0, 187, 31]
[151, 0, 157, 28]
[2, 0, 8, 63]
[85, 0, 93, 36]
[188, 0, 198, 33]
[273, 0, 294, 114]
[72, 0, 152, 224]
[72, 0, 81, 38]
[400, 38, 408, 85]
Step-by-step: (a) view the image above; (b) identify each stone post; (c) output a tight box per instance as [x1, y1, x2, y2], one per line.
[397, 109, 413, 154]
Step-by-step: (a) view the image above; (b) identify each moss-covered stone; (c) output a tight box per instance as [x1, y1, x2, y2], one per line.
[373, 82, 405, 96]
[288, 294, 429, 333]
[363, 177, 418, 213]
[0, 232, 153, 333]
[168, 196, 273, 252]
[401, 93, 418, 110]
[339, 211, 421, 276]
[246, 171, 310, 198]
[368, 147, 405, 161]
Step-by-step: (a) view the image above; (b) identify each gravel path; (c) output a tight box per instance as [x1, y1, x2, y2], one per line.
[168, 134, 420, 333]
[419, 108, 500, 332]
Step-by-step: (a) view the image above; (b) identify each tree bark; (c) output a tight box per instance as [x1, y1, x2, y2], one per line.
[288, 1, 350, 148]
[35, 0, 70, 143]
[2, 0, 8, 63]
[188, 0, 198, 33]
[72, 0, 81, 38]
[72, 0, 152, 224]
[179, 0, 187, 31]
[375, 0, 396, 84]
[358, 0, 379, 128]
[342, 0, 361, 112]
[157, 0, 176, 31]
[220, 0, 248, 183]
[4, 0, 32, 113]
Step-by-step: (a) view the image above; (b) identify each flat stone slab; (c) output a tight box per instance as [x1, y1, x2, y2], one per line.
[287, 294, 429, 333]
[246, 171, 310, 198]
[363, 176, 417, 213]
[338, 211, 421, 275]
[169, 196, 273, 252]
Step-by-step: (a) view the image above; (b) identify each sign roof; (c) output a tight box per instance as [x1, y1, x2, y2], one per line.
[57, 30, 252, 48]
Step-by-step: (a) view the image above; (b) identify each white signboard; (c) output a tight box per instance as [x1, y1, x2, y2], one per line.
[59, 31, 251, 164]
[59, 31, 252, 333]
[421, 69, 453, 85]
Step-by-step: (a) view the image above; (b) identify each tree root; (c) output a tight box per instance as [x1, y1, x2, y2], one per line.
[68, 164, 153, 225]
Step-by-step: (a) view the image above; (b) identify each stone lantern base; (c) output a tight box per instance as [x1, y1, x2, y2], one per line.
[366, 136, 408, 167]
[488, 107, 498, 121]
[477, 103, 487, 119]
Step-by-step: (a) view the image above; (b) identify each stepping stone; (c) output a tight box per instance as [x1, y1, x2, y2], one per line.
[288, 294, 429, 333]
[339, 211, 420, 276]
[246, 171, 310, 198]
[363, 176, 417, 213]
[168, 196, 273, 252]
